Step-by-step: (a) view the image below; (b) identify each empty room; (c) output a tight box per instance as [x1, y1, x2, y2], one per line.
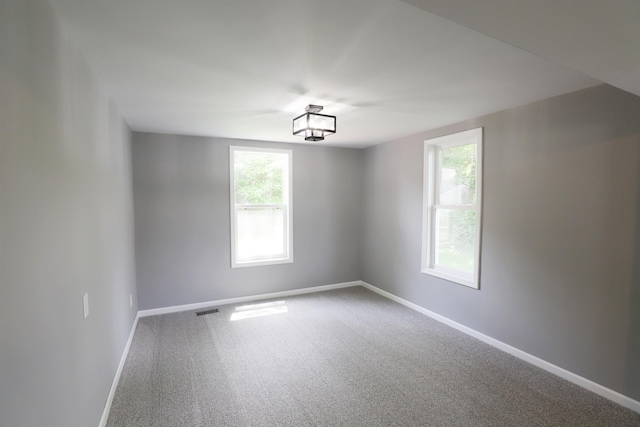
[2, 0, 640, 426]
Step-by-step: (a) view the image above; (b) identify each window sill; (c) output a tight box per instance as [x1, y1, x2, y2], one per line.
[421, 268, 478, 289]
[232, 257, 293, 269]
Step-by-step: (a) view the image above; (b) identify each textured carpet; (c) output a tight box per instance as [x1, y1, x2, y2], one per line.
[107, 287, 640, 426]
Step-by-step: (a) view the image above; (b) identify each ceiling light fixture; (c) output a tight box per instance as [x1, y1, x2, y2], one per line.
[292, 104, 336, 142]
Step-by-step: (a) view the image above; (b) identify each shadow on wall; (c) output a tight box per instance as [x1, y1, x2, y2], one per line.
[626, 143, 640, 401]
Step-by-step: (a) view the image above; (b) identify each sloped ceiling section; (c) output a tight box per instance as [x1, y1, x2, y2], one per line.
[47, 0, 601, 147]
[401, 0, 640, 97]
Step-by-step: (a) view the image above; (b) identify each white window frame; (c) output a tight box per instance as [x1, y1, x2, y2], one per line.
[421, 127, 483, 289]
[230, 146, 293, 268]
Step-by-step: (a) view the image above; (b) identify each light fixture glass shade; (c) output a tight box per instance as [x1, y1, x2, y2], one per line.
[293, 107, 336, 142]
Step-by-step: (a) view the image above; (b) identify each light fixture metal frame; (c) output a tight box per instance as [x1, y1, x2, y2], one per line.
[292, 104, 337, 142]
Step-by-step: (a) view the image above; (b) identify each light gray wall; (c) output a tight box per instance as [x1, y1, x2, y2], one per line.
[361, 84, 640, 401]
[132, 133, 363, 310]
[0, 1, 137, 426]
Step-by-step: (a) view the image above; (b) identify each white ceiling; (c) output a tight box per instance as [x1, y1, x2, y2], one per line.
[47, 0, 611, 148]
[403, 0, 640, 98]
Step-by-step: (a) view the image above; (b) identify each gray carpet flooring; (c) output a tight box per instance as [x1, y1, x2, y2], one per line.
[107, 286, 640, 426]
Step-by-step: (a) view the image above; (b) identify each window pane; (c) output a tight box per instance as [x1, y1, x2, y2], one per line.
[236, 206, 285, 262]
[435, 208, 475, 274]
[438, 143, 476, 205]
[234, 151, 286, 205]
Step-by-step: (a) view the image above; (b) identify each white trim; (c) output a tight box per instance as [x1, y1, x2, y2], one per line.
[99, 314, 140, 427]
[358, 281, 640, 414]
[229, 145, 293, 268]
[232, 256, 294, 269]
[138, 281, 361, 317]
[422, 127, 483, 289]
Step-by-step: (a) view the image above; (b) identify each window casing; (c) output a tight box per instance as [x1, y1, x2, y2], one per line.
[422, 128, 483, 288]
[230, 146, 293, 268]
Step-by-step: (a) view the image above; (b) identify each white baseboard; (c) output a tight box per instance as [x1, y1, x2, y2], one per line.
[99, 314, 140, 427]
[138, 281, 361, 318]
[359, 280, 640, 414]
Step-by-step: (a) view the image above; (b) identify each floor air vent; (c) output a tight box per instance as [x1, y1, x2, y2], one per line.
[196, 308, 219, 316]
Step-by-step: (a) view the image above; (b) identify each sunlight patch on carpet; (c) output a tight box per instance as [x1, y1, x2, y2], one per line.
[230, 300, 287, 321]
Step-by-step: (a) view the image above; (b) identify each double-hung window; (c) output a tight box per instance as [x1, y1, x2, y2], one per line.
[422, 128, 483, 288]
[230, 146, 293, 268]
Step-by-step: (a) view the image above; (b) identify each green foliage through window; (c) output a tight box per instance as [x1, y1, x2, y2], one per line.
[422, 127, 482, 288]
[234, 152, 286, 205]
[439, 143, 477, 204]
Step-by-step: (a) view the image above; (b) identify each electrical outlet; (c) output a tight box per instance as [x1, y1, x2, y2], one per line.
[83, 293, 89, 319]
[129, 294, 133, 309]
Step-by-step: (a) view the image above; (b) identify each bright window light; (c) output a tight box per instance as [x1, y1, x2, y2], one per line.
[422, 128, 483, 289]
[230, 146, 293, 268]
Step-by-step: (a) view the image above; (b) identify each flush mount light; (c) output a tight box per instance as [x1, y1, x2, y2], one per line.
[292, 104, 336, 142]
